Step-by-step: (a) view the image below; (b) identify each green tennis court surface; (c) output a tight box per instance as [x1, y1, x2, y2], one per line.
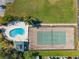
[37, 31, 66, 45]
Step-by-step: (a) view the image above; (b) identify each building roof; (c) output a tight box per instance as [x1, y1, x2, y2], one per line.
[14, 42, 28, 52]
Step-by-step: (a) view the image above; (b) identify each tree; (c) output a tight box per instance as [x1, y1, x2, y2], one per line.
[24, 16, 42, 28]
[32, 51, 39, 56]
[26, 51, 39, 59]
[24, 16, 32, 24]
[3, 15, 13, 23]
[0, 5, 6, 9]
[0, 49, 5, 59]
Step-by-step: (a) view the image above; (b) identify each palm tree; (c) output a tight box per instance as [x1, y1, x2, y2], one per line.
[32, 51, 39, 56]
[0, 49, 5, 59]
[24, 16, 33, 25]
[26, 51, 39, 59]
[24, 16, 42, 28]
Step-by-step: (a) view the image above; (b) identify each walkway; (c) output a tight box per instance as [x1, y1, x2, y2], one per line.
[41, 23, 77, 26]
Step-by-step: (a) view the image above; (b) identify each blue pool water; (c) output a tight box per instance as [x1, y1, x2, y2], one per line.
[9, 28, 25, 37]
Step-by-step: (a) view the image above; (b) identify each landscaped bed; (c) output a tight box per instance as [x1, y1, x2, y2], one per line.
[5, 0, 76, 23]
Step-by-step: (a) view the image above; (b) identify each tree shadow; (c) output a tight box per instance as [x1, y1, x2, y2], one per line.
[27, 16, 42, 28]
[32, 18, 42, 28]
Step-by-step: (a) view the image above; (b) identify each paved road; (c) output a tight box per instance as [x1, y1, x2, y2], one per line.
[77, 0, 79, 39]
[77, 0, 79, 8]
[76, 0, 79, 39]
[77, 12, 79, 39]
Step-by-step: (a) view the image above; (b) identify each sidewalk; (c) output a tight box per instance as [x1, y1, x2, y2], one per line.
[41, 23, 77, 26]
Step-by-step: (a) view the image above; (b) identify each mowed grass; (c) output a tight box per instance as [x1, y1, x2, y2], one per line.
[39, 50, 79, 56]
[0, 17, 5, 23]
[24, 50, 79, 58]
[5, 0, 76, 23]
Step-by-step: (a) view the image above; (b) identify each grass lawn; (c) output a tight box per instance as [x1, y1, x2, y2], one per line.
[5, 0, 76, 23]
[0, 17, 8, 23]
[39, 50, 79, 56]
[24, 39, 78, 57]
[24, 50, 79, 57]
[0, 17, 4, 23]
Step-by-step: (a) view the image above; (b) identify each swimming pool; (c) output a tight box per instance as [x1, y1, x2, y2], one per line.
[9, 28, 25, 37]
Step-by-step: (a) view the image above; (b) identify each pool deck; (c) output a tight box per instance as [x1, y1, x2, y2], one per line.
[4, 22, 28, 42]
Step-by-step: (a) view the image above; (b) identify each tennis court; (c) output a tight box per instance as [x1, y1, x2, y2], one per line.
[37, 31, 66, 45]
[29, 25, 75, 50]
